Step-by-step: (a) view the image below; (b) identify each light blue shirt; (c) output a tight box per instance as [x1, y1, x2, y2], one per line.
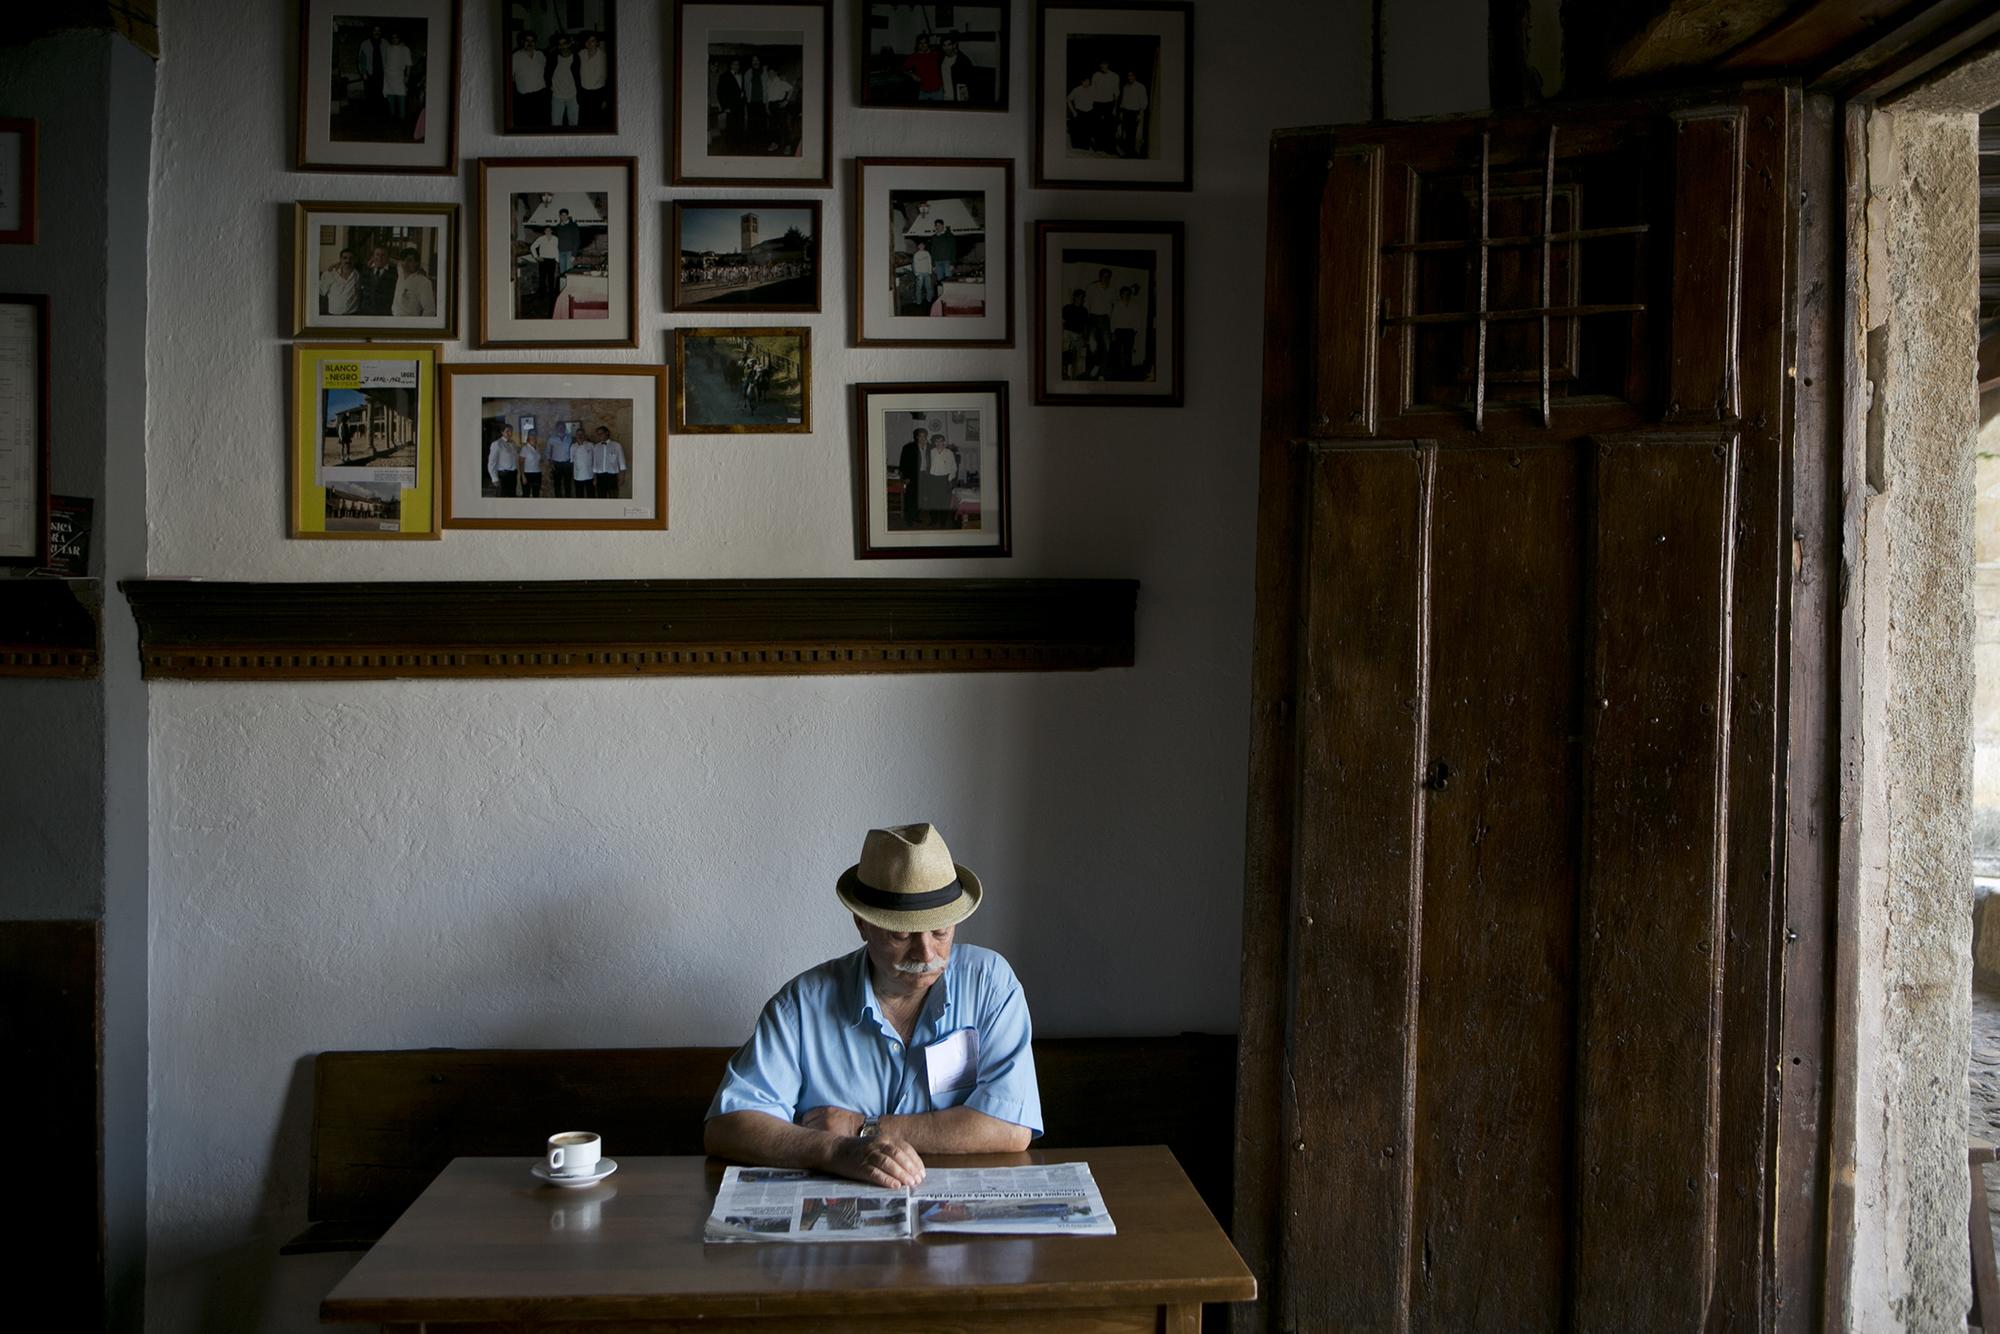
[706, 943, 1043, 1137]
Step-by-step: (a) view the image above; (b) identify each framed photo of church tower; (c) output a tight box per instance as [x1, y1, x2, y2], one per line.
[670, 199, 822, 313]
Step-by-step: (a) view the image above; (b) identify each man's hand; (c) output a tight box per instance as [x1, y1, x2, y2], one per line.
[824, 1133, 926, 1189]
[797, 1105, 864, 1137]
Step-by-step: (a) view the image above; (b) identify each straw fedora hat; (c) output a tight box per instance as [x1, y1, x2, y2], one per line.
[835, 823, 982, 932]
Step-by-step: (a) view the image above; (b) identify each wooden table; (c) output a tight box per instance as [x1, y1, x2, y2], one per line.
[321, 1144, 1253, 1332]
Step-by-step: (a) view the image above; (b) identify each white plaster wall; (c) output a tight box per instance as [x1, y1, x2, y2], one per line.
[140, 1, 1398, 1329]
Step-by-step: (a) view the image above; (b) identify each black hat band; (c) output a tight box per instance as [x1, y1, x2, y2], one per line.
[846, 878, 963, 912]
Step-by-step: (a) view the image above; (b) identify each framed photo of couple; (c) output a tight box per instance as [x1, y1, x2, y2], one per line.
[852, 157, 1014, 347]
[852, 382, 1010, 560]
[475, 157, 637, 349]
[1034, 0, 1192, 190]
[674, 0, 833, 187]
[296, 0, 461, 174]
[289, 342, 442, 540]
[1035, 220, 1183, 405]
[859, 3, 1010, 111]
[440, 363, 667, 531]
[293, 201, 458, 339]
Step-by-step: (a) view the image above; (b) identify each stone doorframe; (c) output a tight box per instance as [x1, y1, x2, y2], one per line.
[1836, 44, 2000, 1334]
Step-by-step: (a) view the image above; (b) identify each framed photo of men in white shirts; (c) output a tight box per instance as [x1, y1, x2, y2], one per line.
[440, 363, 666, 530]
[475, 157, 637, 348]
[1034, 220, 1182, 405]
[293, 201, 458, 338]
[296, 0, 461, 174]
[674, 0, 832, 186]
[1034, 0, 1191, 190]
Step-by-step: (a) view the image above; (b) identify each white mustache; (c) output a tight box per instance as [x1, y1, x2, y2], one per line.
[892, 959, 947, 975]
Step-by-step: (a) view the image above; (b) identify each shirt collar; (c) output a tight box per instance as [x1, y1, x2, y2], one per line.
[851, 944, 956, 1037]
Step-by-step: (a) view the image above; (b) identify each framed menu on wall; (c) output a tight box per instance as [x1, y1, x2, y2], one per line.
[0, 295, 51, 567]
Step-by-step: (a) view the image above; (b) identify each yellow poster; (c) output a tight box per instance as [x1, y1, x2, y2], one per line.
[289, 342, 441, 540]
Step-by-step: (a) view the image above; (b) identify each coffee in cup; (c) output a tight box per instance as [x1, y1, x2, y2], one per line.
[546, 1131, 602, 1177]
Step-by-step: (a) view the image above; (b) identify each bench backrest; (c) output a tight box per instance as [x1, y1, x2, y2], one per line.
[307, 1035, 1237, 1233]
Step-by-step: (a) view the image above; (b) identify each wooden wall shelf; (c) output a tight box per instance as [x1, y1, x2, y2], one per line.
[0, 579, 102, 679]
[118, 579, 1139, 681]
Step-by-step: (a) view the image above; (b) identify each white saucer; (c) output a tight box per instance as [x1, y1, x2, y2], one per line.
[531, 1158, 617, 1188]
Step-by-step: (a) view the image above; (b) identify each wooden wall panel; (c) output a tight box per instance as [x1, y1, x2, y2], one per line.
[1409, 445, 1583, 1331]
[1666, 109, 1746, 423]
[1573, 433, 1739, 1329]
[1313, 146, 1384, 437]
[1283, 444, 1433, 1329]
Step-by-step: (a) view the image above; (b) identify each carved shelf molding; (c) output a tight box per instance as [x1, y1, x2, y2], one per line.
[119, 578, 1139, 682]
[0, 578, 102, 679]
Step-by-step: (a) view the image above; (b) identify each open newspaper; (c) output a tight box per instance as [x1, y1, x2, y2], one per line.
[705, 1161, 1117, 1242]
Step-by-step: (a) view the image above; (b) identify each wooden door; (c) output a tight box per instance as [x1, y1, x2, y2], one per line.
[1235, 87, 1836, 1333]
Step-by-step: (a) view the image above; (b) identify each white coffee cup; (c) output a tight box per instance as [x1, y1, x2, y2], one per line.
[546, 1131, 602, 1177]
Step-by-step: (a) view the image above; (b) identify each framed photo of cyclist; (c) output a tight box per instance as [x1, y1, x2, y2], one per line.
[672, 327, 812, 434]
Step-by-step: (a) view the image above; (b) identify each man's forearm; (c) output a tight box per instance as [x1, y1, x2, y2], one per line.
[877, 1106, 1032, 1154]
[703, 1110, 837, 1172]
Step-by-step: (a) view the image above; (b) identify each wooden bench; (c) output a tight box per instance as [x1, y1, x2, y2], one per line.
[283, 1034, 1237, 1253]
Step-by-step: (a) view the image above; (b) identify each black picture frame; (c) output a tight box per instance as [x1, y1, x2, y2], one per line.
[1033, 0, 1193, 191]
[0, 294, 51, 568]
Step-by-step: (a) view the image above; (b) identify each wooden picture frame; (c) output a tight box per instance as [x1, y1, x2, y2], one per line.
[670, 199, 822, 313]
[1034, 219, 1184, 405]
[296, 0, 461, 175]
[0, 119, 38, 245]
[858, 3, 1011, 111]
[289, 342, 442, 540]
[0, 294, 50, 567]
[852, 157, 1014, 348]
[673, 0, 834, 187]
[672, 327, 812, 434]
[1033, 0, 1192, 191]
[852, 381, 1011, 560]
[475, 156, 638, 349]
[293, 201, 459, 339]
[440, 363, 667, 530]
[499, 5, 618, 135]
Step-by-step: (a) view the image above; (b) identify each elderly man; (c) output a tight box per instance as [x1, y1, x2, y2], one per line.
[704, 824, 1041, 1189]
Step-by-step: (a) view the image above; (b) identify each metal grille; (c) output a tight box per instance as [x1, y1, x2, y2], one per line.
[1388, 127, 1652, 428]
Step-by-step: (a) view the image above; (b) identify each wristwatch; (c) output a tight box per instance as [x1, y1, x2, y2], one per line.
[859, 1117, 881, 1140]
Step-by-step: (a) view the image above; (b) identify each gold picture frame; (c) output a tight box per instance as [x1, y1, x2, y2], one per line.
[671, 327, 811, 435]
[289, 342, 442, 540]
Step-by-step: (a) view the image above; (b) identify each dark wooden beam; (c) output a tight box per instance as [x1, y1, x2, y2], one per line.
[0, 578, 102, 678]
[118, 578, 1140, 681]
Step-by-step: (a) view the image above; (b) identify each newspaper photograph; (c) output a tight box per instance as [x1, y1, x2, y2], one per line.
[705, 1161, 1116, 1243]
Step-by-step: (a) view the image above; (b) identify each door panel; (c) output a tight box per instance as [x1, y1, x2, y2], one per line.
[1284, 443, 1433, 1328]
[1574, 432, 1739, 1329]
[1239, 86, 1822, 1334]
[1410, 444, 1584, 1331]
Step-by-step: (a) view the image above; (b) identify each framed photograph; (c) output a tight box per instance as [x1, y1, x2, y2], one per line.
[296, 0, 461, 174]
[293, 201, 458, 338]
[475, 157, 636, 349]
[674, 0, 833, 186]
[673, 327, 811, 434]
[1035, 220, 1182, 405]
[290, 342, 441, 539]
[0, 295, 50, 567]
[671, 200, 821, 313]
[1034, 1, 1191, 190]
[853, 157, 1013, 347]
[852, 381, 1010, 560]
[860, 4, 1009, 110]
[501, 4, 617, 134]
[441, 363, 666, 530]
[0, 119, 37, 245]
